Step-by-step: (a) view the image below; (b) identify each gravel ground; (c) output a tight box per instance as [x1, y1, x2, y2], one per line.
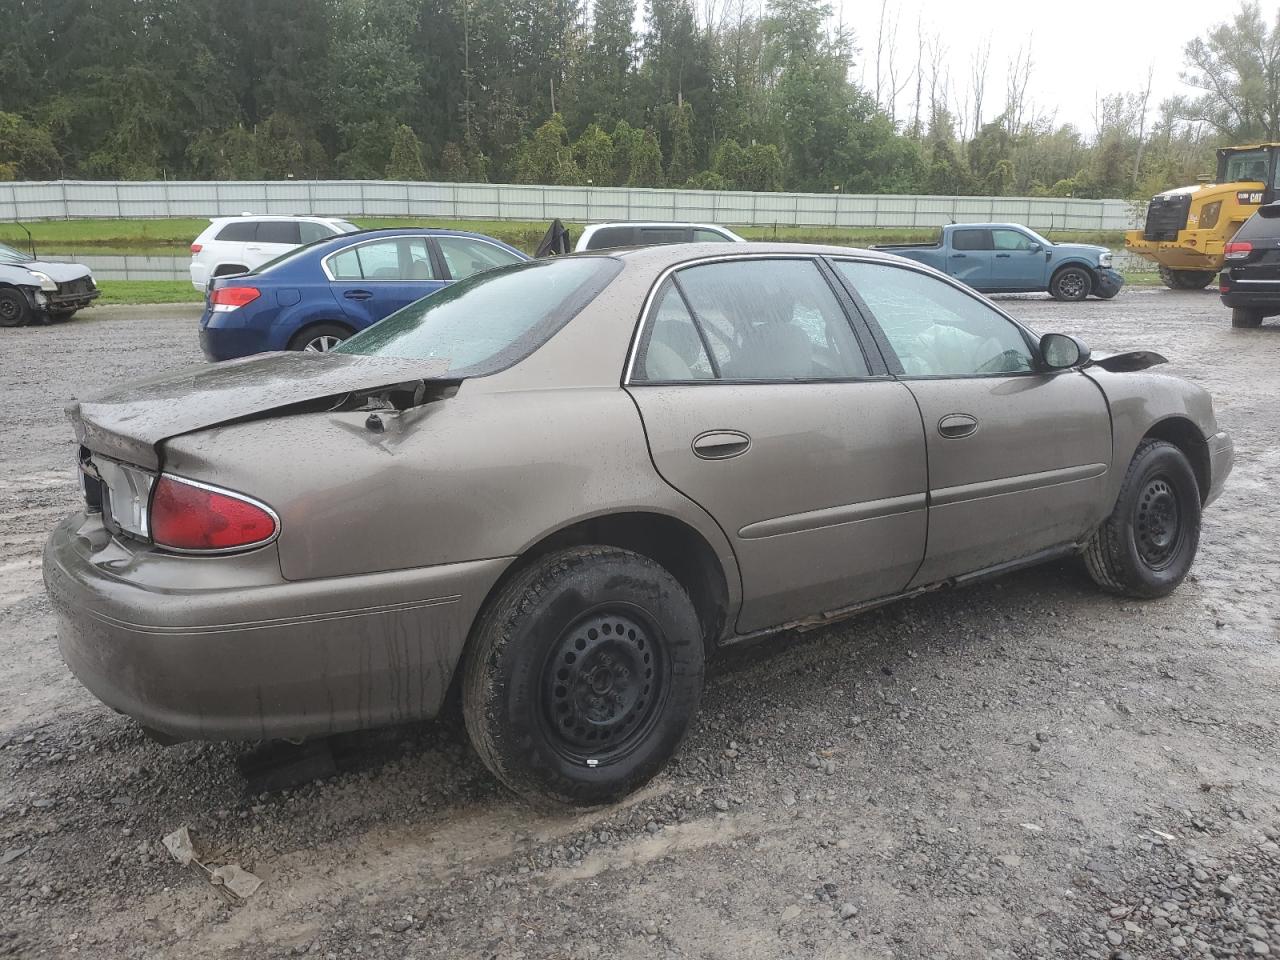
[0, 293, 1277, 960]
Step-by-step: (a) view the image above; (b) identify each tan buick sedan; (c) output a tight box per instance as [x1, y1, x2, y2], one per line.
[44, 243, 1233, 806]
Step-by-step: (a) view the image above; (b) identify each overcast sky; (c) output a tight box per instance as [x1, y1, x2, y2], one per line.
[839, 0, 1280, 135]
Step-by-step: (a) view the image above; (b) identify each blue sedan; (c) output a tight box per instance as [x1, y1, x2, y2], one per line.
[199, 228, 529, 360]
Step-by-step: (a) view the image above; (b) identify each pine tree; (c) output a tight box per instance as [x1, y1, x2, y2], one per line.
[628, 127, 664, 187]
[385, 124, 428, 180]
[666, 101, 695, 186]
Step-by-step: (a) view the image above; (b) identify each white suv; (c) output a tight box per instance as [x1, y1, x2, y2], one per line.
[189, 215, 360, 288]
[574, 221, 745, 252]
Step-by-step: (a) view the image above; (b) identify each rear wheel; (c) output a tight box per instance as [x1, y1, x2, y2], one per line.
[1050, 266, 1092, 302]
[1158, 267, 1215, 290]
[1232, 307, 1264, 328]
[1083, 440, 1201, 598]
[462, 546, 705, 808]
[0, 288, 30, 328]
[287, 322, 352, 352]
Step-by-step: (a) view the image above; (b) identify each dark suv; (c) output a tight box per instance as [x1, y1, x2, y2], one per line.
[1219, 204, 1280, 327]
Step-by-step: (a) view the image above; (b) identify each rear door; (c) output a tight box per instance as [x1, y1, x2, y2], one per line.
[990, 228, 1047, 290]
[625, 255, 928, 634]
[325, 237, 446, 328]
[831, 258, 1112, 584]
[946, 228, 993, 289]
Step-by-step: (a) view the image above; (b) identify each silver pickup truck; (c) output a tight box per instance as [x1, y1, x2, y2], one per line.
[875, 223, 1123, 301]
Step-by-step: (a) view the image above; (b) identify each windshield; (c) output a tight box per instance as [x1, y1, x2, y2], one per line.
[1222, 149, 1270, 184]
[335, 257, 620, 377]
[0, 241, 32, 263]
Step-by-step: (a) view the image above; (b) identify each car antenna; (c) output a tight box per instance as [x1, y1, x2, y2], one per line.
[14, 221, 37, 260]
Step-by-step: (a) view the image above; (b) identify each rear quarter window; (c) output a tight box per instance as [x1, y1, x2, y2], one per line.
[215, 221, 258, 242]
[1233, 212, 1280, 241]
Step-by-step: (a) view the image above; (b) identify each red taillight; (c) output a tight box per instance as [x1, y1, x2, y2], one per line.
[1224, 241, 1253, 260]
[150, 475, 278, 552]
[190, 243, 203, 254]
[209, 286, 261, 310]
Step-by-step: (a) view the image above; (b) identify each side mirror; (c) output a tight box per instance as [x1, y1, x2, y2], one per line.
[1040, 333, 1091, 370]
[1028, 242, 1043, 253]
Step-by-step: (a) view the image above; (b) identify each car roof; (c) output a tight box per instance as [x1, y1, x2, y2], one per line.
[590, 240, 907, 268]
[580, 221, 740, 232]
[207, 214, 352, 224]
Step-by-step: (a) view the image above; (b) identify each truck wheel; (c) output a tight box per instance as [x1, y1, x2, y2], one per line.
[462, 546, 705, 808]
[1050, 266, 1092, 302]
[1231, 307, 1264, 328]
[1158, 267, 1215, 290]
[0, 288, 31, 327]
[1083, 440, 1201, 599]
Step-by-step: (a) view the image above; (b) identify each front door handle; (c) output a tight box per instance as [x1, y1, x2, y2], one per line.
[344, 289, 373, 301]
[692, 430, 751, 460]
[951, 253, 967, 258]
[937, 413, 978, 439]
[996, 252, 1011, 258]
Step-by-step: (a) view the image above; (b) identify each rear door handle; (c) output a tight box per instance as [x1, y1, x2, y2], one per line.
[937, 414, 978, 439]
[692, 430, 751, 460]
[951, 253, 967, 258]
[343, 289, 373, 301]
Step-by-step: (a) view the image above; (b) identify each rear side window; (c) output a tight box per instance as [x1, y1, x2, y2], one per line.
[638, 227, 690, 244]
[692, 228, 733, 242]
[257, 221, 301, 244]
[636, 259, 868, 382]
[215, 221, 257, 242]
[584, 226, 634, 250]
[325, 238, 436, 281]
[335, 258, 621, 377]
[634, 281, 715, 381]
[951, 229, 992, 251]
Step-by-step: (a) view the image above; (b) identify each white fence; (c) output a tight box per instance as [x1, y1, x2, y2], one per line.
[0, 180, 1141, 232]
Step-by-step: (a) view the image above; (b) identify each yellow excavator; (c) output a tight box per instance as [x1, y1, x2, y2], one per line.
[1125, 143, 1280, 289]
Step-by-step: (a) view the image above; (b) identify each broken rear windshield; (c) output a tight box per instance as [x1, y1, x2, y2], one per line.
[335, 257, 620, 377]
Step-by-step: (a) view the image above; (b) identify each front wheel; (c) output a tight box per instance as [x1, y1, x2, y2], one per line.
[1083, 440, 1201, 598]
[1232, 307, 1264, 328]
[0, 288, 31, 328]
[1050, 266, 1092, 302]
[462, 546, 705, 808]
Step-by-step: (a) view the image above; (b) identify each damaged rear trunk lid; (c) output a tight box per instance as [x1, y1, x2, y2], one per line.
[69, 352, 454, 469]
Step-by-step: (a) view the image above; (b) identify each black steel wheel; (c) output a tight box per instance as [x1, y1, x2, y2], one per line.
[463, 546, 704, 808]
[0, 288, 30, 328]
[1084, 439, 1201, 598]
[1050, 266, 1092, 302]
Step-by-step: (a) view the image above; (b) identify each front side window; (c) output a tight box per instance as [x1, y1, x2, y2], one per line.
[992, 229, 1035, 251]
[635, 258, 868, 382]
[436, 236, 523, 280]
[335, 257, 620, 377]
[834, 260, 1035, 377]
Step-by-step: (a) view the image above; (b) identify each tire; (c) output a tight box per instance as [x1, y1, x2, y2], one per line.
[287, 322, 352, 352]
[1050, 266, 1092, 302]
[0, 287, 31, 328]
[1083, 439, 1201, 599]
[462, 546, 705, 808]
[1158, 266, 1215, 290]
[1232, 307, 1264, 328]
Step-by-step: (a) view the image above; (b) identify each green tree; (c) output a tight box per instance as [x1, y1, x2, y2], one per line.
[738, 142, 783, 191]
[573, 123, 616, 185]
[581, 0, 636, 124]
[386, 124, 428, 179]
[628, 127, 665, 186]
[439, 141, 469, 181]
[0, 113, 62, 179]
[1173, 1, 1280, 141]
[712, 138, 746, 187]
[611, 120, 643, 184]
[516, 113, 582, 184]
[665, 101, 696, 185]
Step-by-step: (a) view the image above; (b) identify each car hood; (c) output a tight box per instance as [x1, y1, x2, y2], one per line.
[0, 258, 94, 282]
[1052, 242, 1110, 258]
[69, 351, 451, 469]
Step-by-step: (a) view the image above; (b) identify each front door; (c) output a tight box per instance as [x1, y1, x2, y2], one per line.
[830, 258, 1113, 583]
[625, 257, 929, 634]
[325, 236, 447, 330]
[947, 228, 993, 289]
[990, 227, 1048, 290]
